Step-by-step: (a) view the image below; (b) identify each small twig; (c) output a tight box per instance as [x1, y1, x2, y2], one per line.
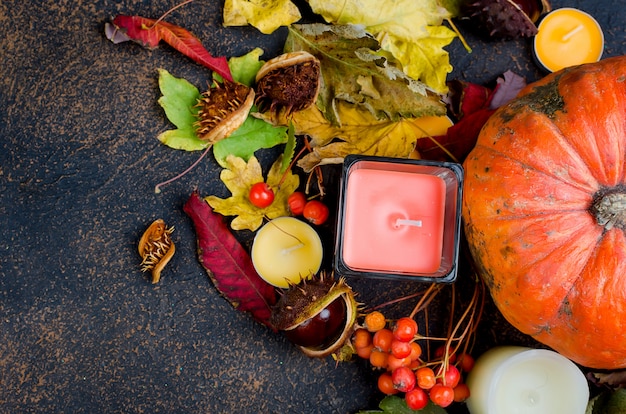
[364, 289, 431, 313]
[409, 283, 443, 319]
[146, 0, 195, 29]
[154, 144, 212, 193]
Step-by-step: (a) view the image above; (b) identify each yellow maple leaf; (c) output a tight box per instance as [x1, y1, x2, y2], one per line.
[271, 102, 451, 172]
[223, 0, 301, 34]
[205, 154, 300, 231]
[307, 0, 455, 93]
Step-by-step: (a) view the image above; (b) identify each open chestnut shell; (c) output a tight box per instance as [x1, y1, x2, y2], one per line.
[254, 51, 321, 116]
[270, 272, 358, 358]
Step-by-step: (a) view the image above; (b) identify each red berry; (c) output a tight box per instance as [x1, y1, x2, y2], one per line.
[248, 182, 274, 208]
[391, 366, 416, 393]
[393, 317, 418, 342]
[390, 339, 412, 359]
[303, 200, 329, 225]
[438, 365, 461, 388]
[287, 191, 307, 215]
[430, 383, 455, 408]
[405, 388, 429, 410]
[372, 328, 394, 353]
[435, 345, 456, 363]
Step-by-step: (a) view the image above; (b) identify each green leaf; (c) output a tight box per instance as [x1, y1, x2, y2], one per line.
[356, 396, 448, 414]
[158, 128, 208, 151]
[215, 47, 266, 86]
[212, 112, 288, 168]
[587, 389, 626, 414]
[284, 24, 446, 126]
[280, 122, 296, 173]
[229, 47, 265, 86]
[157, 68, 201, 130]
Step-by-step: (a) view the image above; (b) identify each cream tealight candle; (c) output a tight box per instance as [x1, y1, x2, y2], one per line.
[251, 217, 323, 288]
[466, 347, 589, 414]
[533, 8, 604, 72]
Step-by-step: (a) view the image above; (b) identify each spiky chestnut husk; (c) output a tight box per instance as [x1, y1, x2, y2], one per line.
[464, 0, 551, 38]
[193, 80, 255, 143]
[255, 51, 321, 116]
[270, 272, 358, 358]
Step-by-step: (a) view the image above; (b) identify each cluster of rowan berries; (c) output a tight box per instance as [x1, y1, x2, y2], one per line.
[352, 311, 474, 410]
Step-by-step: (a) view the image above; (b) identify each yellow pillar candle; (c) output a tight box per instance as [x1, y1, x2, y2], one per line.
[533, 8, 604, 73]
[466, 347, 589, 414]
[251, 217, 323, 288]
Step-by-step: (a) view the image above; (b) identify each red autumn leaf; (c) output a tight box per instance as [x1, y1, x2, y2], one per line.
[183, 191, 277, 330]
[106, 15, 233, 82]
[415, 108, 496, 162]
[418, 71, 526, 162]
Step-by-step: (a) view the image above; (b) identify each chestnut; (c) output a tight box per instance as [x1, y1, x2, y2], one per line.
[284, 297, 347, 349]
[270, 272, 358, 358]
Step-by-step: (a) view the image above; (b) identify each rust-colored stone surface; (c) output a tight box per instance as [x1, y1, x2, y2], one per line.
[1, 1, 623, 413]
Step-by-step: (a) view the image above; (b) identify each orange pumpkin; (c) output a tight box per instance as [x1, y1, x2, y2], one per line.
[462, 56, 626, 369]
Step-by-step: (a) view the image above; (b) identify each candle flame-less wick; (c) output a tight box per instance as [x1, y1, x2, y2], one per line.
[562, 24, 584, 41]
[281, 243, 305, 255]
[395, 218, 423, 228]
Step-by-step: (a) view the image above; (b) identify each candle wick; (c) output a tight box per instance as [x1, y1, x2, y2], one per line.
[395, 218, 423, 228]
[562, 24, 584, 41]
[281, 243, 305, 255]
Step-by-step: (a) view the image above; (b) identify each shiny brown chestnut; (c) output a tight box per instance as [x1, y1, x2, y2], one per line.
[270, 272, 358, 358]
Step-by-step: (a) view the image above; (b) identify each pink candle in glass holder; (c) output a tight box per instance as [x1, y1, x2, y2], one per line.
[334, 155, 463, 283]
[342, 169, 446, 273]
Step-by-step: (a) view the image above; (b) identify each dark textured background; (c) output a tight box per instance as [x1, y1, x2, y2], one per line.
[1, 1, 624, 413]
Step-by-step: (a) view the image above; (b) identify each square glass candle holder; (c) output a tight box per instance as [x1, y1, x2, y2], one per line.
[334, 155, 463, 283]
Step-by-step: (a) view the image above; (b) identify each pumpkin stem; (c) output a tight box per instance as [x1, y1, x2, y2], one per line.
[591, 190, 626, 231]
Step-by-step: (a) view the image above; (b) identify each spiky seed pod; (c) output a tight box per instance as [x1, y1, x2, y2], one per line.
[270, 272, 358, 358]
[194, 80, 255, 143]
[464, 0, 551, 38]
[138, 219, 175, 283]
[255, 51, 321, 116]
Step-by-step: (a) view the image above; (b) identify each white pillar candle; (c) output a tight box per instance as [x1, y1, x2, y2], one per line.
[251, 217, 323, 288]
[466, 347, 589, 414]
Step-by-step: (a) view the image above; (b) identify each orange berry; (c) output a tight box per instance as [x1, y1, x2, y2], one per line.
[356, 343, 374, 359]
[364, 311, 386, 332]
[458, 353, 475, 372]
[387, 354, 412, 371]
[372, 328, 394, 353]
[377, 372, 398, 395]
[369, 349, 389, 369]
[416, 366, 436, 390]
[409, 342, 422, 361]
[353, 328, 372, 349]
[454, 383, 471, 402]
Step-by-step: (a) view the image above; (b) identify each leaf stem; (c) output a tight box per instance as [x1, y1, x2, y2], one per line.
[146, 0, 195, 29]
[154, 144, 212, 193]
[446, 18, 472, 53]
